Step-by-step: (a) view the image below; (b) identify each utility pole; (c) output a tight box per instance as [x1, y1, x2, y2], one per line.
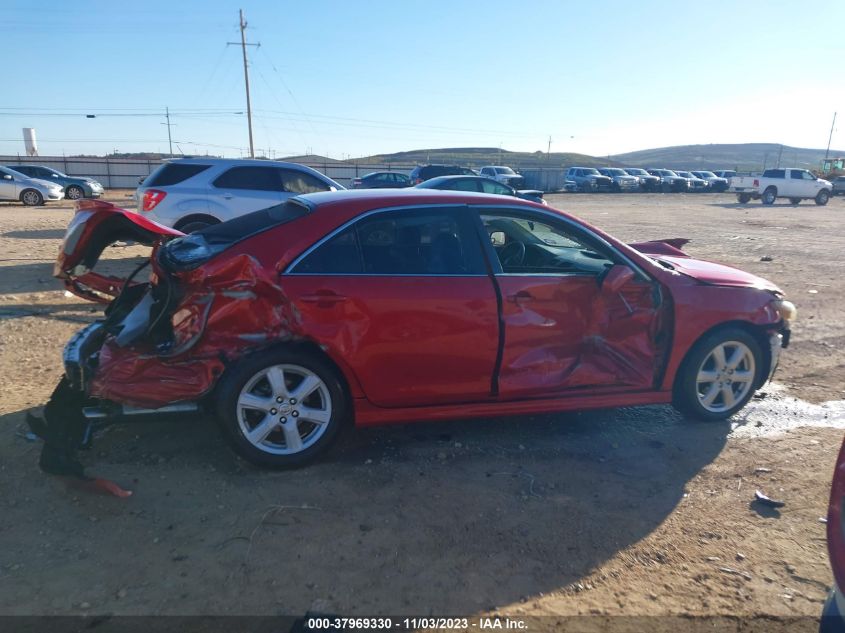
[825, 112, 837, 162]
[547, 136, 552, 161]
[161, 107, 174, 157]
[776, 144, 783, 168]
[228, 9, 260, 158]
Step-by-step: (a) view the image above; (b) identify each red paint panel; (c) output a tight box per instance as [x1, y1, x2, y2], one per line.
[354, 389, 671, 427]
[280, 275, 500, 407]
[496, 275, 661, 398]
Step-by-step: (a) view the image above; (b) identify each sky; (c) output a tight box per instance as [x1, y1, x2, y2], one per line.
[1, 0, 843, 159]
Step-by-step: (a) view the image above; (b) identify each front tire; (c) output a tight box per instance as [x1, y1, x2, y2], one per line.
[762, 187, 777, 205]
[66, 185, 84, 200]
[214, 348, 349, 468]
[789, 197, 801, 205]
[20, 189, 43, 206]
[672, 327, 763, 421]
[816, 190, 830, 206]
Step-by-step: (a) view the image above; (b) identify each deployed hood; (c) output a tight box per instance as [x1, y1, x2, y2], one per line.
[629, 238, 781, 292]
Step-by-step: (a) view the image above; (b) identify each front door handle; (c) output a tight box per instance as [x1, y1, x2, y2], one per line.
[507, 290, 533, 305]
[300, 291, 347, 306]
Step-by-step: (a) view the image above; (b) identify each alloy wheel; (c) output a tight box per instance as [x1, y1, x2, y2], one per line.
[236, 364, 332, 455]
[695, 341, 756, 413]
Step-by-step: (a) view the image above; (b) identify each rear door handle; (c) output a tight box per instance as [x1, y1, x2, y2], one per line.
[507, 290, 533, 305]
[300, 291, 347, 305]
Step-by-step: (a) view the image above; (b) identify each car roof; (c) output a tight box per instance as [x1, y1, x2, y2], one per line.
[162, 157, 321, 169]
[294, 188, 546, 214]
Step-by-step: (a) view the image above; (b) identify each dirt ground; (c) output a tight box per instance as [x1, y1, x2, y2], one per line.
[0, 190, 843, 629]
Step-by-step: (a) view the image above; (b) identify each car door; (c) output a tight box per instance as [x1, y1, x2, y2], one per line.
[211, 166, 285, 218]
[0, 167, 19, 200]
[282, 205, 500, 408]
[476, 206, 666, 399]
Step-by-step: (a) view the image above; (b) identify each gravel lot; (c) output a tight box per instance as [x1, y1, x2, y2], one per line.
[0, 190, 843, 629]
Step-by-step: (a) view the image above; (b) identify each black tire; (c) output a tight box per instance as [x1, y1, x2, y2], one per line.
[66, 185, 85, 200]
[761, 187, 777, 205]
[214, 347, 349, 469]
[737, 193, 751, 204]
[789, 197, 801, 205]
[174, 215, 221, 233]
[20, 189, 43, 206]
[672, 327, 764, 422]
[815, 190, 830, 206]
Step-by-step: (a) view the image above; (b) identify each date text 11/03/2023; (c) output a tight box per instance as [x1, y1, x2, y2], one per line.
[305, 616, 528, 630]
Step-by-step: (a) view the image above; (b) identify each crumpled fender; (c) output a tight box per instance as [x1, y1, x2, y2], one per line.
[89, 253, 303, 408]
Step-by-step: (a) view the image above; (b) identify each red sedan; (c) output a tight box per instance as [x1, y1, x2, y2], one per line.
[44, 190, 795, 472]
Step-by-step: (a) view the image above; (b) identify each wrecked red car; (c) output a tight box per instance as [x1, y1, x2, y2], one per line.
[44, 191, 795, 472]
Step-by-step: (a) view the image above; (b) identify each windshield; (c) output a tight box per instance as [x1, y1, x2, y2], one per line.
[606, 169, 627, 176]
[583, 168, 600, 176]
[625, 168, 645, 175]
[495, 167, 516, 175]
[697, 171, 716, 178]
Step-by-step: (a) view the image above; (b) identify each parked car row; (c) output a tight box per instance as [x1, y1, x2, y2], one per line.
[0, 164, 103, 204]
[565, 166, 730, 193]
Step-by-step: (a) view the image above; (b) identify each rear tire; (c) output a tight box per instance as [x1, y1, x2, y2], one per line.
[816, 190, 830, 206]
[20, 189, 43, 206]
[737, 193, 751, 204]
[762, 187, 777, 205]
[214, 347, 349, 469]
[673, 327, 763, 422]
[789, 197, 801, 205]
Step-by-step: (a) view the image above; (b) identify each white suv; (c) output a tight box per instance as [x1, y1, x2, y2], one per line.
[136, 158, 344, 232]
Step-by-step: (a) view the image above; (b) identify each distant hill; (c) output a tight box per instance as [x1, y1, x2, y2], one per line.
[353, 147, 621, 168]
[609, 143, 844, 171]
[278, 153, 344, 164]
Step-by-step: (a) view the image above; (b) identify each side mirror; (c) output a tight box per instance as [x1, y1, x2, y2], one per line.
[602, 264, 636, 293]
[2, 174, 12, 181]
[490, 231, 506, 246]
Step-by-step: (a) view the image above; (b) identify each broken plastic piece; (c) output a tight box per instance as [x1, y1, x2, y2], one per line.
[755, 489, 785, 508]
[64, 476, 133, 498]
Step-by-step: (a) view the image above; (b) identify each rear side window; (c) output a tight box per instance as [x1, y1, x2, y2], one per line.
[763, 169, 785, 178]
[279, 169, 330, 194]
[292, 226, 362, 274]
[146, 163, 211, 187]
[291, 208, 486, 276]
[213, 166, 283, 191]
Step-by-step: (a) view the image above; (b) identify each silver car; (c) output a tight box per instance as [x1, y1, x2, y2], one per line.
[0, 166, 65, 206]
[136, 158, 344, 232]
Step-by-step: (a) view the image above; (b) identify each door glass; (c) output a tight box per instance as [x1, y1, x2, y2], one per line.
[480, 212, 614, 275]
[291, 226, 362, 274]
[279, 169, 330, 194]
[355, 209, 486, 275]
[480, 180, 512, 195]
[212, 166, 283, 191]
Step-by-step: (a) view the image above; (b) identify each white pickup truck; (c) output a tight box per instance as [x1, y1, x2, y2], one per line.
[730, 168, 833, 205]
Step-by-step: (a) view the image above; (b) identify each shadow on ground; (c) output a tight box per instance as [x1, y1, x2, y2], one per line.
[3, 229, 67, 240]
[0, 402, 729, 615]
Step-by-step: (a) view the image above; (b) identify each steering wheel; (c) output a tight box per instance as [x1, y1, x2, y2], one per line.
[499, 240, 526, 268]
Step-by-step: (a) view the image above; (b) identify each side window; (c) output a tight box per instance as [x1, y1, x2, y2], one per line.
[801, 170, 816, 180]
[790, 170, 803, 180]
[291, 226, 362, 274]
[480, 180, 511, 195]
[480, 211, 615, 275]
[279, 169, 330, 194]
[213, 166, 283, 191]
[355, 209, 485, 275]
[446, 178, 481, 192]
